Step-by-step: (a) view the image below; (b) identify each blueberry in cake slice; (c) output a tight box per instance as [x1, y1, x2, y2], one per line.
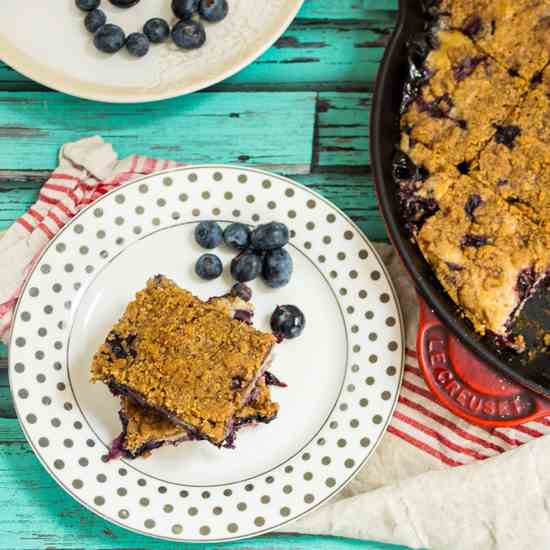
[473, 66, 550, 230]
[91, 276, 277, 447]
[401, 30, 527, 167]
[107, 288, 281, 458]
[415, 171, 550, 347]
[428, 0, 550, 81]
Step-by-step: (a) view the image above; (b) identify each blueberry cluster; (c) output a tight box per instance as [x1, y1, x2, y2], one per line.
[75, 0, 229, 57]
[194, 220, 305, 340]
[194, 221, 294, 289]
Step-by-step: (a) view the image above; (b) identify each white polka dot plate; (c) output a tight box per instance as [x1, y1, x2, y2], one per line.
[0, 1, 303, 103]
[9, 166, 404, 542]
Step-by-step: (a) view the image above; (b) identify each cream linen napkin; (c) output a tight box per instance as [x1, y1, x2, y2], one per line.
[2, 137, 550, 550]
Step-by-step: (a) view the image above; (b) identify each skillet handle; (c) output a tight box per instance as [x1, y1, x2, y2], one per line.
[416, 297, 550, 427]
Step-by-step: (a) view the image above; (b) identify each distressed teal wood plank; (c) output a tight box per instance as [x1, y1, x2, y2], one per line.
[301, 0, 398, 19]
[227, 22, 390, 89]
[0, 171, 46, 230]
[0, 371, 13, 418]
[316, 92, 372, 166]
[0, 420, 410, 549]
[0, 92, 315, 171]
[0, 15, 395, 92]
[318, 93, 371, 167]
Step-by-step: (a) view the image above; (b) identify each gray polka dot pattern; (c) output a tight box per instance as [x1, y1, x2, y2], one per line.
[8, 166, 403, 541]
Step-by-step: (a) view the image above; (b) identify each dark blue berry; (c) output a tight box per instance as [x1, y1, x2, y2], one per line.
[251, 222, 289, 251]
[172, 0, 199, 20]
[462, 15, 482, 37]
[199, 0, 229, 22]
[224, 223, 251, 250]
[494, 125, 521, 149]
[461, 234, 489, 248]
[195, 254, 223, 280]
[94, 24, 126, 53]
[464, 194, 482, 221]
[262, 248, 293, 288]
[84, 9, 106, 33]
[231, 251, 262, 283]
[517, 268, 536, 301]
[453, 55, 486, 81]
[143, 18, 170, 44]
[195, 221, 223, 249]
[109, 0, 141, 6]
[172, 20, 206, 49]
[231, 282, 252, 302]
[446, 262, 464, 271]
[126, 33, 150, 57]
[270, 305, 306, 340]
[264, 371, 287, 387]
[233, 310, 253, 324]
[76, 0, 100, 12]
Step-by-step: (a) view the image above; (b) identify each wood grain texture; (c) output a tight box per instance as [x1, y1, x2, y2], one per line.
[0, 92, 316, 171]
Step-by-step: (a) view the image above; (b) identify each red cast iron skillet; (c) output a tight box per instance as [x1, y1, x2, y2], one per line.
[370, 0, 550, 425]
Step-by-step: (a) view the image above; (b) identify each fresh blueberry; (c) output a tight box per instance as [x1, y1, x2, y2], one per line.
[76, 0, 100, 12]
[199, 0, 229, 22]
[94, 24, 126, 53]
[195, 254, 223, 280]
[109, 0, 141, 7]
[84, 9, 107, 33]
[143, 18, 170, 44]
[231, 282, 253, 302]
[195, 221, 223, 249]
[172, 0, 199, 20]
[126, 33, 150, 58]
[224, 223, 251, 250]
[231, 251, 263, 283]
[251, 222, 289, 251]
[270, 305, 306, 340]
[262, 248, 293, 288]
[172, 20, 206, 49]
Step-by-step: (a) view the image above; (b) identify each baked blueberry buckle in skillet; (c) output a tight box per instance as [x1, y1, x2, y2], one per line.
[394, 0, 550, 352]
[91, 275, 277, 450]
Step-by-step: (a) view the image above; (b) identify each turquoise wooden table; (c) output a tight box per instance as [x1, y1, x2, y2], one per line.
[0, 1, 412, 548]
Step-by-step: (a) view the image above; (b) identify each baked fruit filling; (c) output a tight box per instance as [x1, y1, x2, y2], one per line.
[112, 374, 280, 459]
[397, 0, 550, 350]
[91, 276, 277, 448]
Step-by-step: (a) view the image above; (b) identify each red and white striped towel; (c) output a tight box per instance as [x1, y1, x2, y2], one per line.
[2, 137, 549, 549]
[0, 137, 180, 342]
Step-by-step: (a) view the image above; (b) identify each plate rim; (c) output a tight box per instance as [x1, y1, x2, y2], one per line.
[9, 164, 405, 542]
[0, 1, 305, 104]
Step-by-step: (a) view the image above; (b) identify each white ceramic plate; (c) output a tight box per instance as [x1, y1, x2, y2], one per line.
[9, 166, 404, 542]
[0, 1, 304, 103]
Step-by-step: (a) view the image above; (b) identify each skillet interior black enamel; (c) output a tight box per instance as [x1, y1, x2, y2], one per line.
[370, 0, 550, 397]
